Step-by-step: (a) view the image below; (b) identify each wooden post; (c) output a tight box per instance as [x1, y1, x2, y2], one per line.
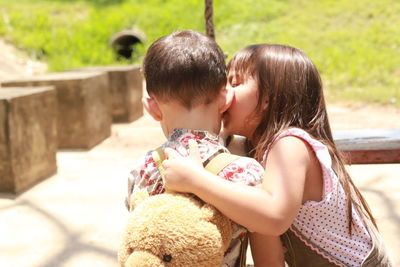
[205, 0, 215, 40]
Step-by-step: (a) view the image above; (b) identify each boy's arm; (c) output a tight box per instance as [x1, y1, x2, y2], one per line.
[125, 157, 146, 211]
[125, 152, 162, 211]
[250, 233, 285, 267]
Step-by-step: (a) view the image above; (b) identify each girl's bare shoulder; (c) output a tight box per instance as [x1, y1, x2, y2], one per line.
[268, 135, 312, 166]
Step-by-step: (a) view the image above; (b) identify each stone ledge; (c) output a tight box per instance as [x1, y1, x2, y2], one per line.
[0, 86, 57, 193]
[1, 71, 112, 149]
[73, 65, 143, 122]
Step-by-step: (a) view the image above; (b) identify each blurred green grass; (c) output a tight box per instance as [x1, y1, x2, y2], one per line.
[0, 0, 399, 106]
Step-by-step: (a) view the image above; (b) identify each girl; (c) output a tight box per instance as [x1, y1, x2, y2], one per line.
[162, 44, 394, 266]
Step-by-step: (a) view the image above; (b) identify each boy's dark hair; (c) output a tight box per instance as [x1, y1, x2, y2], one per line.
[143, 30, 227, 109]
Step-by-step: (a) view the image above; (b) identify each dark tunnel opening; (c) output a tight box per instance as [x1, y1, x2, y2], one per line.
[109, 30, 144, 60]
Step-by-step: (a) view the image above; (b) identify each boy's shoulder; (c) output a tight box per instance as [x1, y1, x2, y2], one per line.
[218, 154, 264, 186]
[127, 130, 264, 195]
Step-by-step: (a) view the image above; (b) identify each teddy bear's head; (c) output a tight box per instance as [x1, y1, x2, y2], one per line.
[118, 190, 232, 267]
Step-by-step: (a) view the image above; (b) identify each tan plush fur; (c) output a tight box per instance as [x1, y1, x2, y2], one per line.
[118, 191, 232, 267]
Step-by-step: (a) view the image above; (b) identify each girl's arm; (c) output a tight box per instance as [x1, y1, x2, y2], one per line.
[163, 136, 311, 235]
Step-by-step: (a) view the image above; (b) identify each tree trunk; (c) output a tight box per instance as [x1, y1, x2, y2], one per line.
[205, 0, 215, 40]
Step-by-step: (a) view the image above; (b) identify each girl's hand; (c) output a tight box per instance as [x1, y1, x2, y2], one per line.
[162, 140, 205, 193]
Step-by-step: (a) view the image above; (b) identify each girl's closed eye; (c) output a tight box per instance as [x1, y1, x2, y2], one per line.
[228, 73, 242, 88]
[231, 78, 240, 87]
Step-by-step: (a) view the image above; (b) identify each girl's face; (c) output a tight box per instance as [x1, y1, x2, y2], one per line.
[223, 70, 261, 138]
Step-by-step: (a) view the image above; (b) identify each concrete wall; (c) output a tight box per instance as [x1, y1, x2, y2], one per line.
[0, 87, 57, 193]
[1, 71, 112, 149]
[73, 65, 143, 122]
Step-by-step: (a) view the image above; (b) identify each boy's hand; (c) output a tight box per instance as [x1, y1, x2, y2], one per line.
[162, 140, 205, 193]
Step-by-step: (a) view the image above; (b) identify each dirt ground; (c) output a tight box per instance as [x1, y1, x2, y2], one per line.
[0, 39, 47, 80]
[0, 40, 399, 266]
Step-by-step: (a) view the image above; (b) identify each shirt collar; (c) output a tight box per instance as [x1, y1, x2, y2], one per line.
[168, 128, 223, 145]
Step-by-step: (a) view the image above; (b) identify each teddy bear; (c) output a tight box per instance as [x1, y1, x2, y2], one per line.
[118, 189, 233, 267]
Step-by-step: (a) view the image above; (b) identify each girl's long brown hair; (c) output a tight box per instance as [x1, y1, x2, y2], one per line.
[228, 44, 377, 233]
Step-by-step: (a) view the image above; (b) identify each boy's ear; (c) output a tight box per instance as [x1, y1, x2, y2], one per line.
[142, 96, 163, 121]
[218, 86, 234, 113]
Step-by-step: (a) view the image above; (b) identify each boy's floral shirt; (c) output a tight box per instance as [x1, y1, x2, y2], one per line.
[126, 128, 264, 267]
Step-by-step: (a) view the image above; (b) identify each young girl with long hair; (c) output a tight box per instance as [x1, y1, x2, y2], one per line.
[162, 44, 394, 266]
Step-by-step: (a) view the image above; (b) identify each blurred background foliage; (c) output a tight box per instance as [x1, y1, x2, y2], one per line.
[0, 0, 399, 105]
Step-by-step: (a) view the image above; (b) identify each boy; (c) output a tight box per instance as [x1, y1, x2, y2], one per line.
[126, 30, 264, 266]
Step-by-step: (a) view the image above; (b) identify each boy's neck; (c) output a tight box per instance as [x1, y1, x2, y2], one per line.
[158, 101, 221, 138]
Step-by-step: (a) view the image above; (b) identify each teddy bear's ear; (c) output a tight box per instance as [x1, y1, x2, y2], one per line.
[128, 189, 150, 212]
[201, 204, 233, 250]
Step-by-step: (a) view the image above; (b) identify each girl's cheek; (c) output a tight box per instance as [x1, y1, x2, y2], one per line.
[249, 112, 263, 132]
